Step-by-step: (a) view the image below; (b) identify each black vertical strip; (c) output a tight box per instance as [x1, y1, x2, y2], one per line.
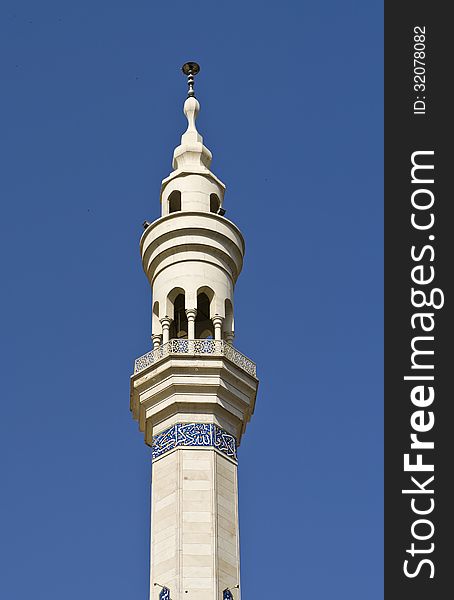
[385, 3, 452, 598]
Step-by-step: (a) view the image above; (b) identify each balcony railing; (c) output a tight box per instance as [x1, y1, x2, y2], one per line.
[133, 338, 256, 378]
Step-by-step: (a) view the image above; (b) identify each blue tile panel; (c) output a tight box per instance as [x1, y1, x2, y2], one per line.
[152, 423, 237, 462]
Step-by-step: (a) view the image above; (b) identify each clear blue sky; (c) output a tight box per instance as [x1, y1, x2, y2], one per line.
[0, 1, 383, 599]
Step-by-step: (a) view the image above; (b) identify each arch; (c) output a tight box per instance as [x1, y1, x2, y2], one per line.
[210, 193, 220, 214]
[169, 293, 188, 339]
[166, 287, 185, 319]
[224, 298, 234, 334]
[195, 290, 214, 339]
[196, 286, 214, 316]
[152, 300, 160, 332]
[168, 190, 181, 213]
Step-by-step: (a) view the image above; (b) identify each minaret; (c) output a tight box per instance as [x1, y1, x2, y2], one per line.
[130, 63, 258, 600]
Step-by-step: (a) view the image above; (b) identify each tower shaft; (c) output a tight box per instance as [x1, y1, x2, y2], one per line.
[151, 447, 240, 599]
[130, 65, 258, 600]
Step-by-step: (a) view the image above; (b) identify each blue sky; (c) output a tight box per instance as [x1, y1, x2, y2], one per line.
[0, 1, 383, 599]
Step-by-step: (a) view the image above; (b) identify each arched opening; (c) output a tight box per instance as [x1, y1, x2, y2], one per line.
[168, 190, 181, 213]
[210, 193, 220, 214]
[195, 292, 214, 339]
[169, 293, 188, 339]
[224, 299, 234, 334]
[152, 301, 160, 333]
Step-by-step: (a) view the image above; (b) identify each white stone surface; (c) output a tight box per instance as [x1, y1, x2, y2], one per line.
[141, 212, 244, 339]
[149, 448, 240, 600]
[130, 353, 258, 445]
[132, 87, 258, 600]
[140, 92, 242, 344]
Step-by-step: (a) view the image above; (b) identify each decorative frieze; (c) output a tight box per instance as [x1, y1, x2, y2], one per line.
[134, 338, 256, 378]
[151, 422, 237, 462]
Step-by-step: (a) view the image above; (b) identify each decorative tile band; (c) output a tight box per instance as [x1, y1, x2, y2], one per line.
[151, 423, 237, 462]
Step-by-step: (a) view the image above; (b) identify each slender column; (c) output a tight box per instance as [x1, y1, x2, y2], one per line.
[160, 316, 172, 344]
[152, 334, 162, 349]
[224, 330, 234, 345]
[212, 315, 224, 341]
[185, 308, 197, 340]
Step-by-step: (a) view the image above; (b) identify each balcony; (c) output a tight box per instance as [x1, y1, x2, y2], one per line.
[133, 339, 256, 378]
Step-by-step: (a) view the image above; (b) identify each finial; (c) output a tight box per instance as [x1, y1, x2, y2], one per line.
[170, 61, 213, 172]
[182, 62, 200, 98]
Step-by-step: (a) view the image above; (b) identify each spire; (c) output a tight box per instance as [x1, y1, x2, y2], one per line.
[172, 62, 212, 172]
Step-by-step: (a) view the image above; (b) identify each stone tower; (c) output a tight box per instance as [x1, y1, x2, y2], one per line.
[130, 63, 258, 600]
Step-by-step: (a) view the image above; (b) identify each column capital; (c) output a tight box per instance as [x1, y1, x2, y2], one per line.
[160, 316, 172, 327]
[212, 315, 224, 341]
[152, 334, 162, 349]
[160, 316, 172, 344]
[186, 308, 197, 340]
